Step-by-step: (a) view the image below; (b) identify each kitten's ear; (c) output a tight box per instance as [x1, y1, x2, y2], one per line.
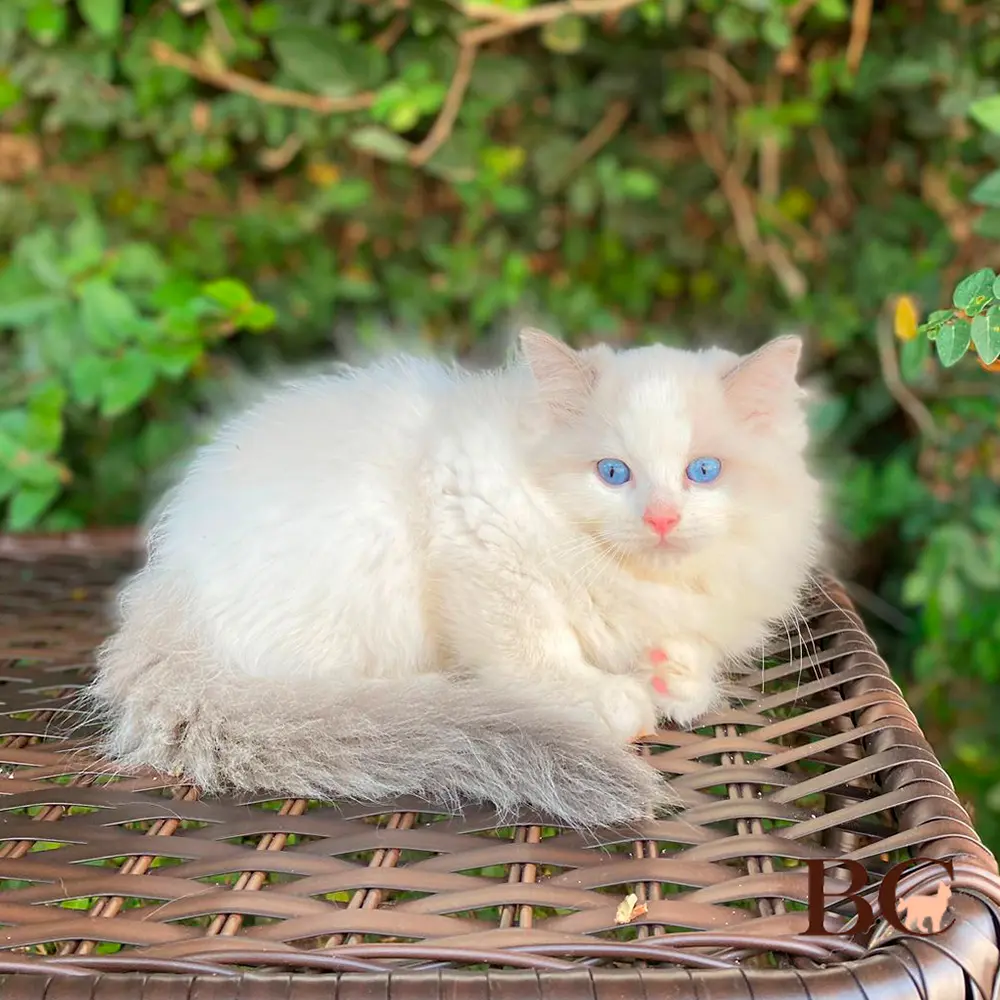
[518, 328, 600, 417]
[722, 335, 805, 426]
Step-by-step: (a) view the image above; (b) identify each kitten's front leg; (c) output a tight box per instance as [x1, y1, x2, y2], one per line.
[645, 639, 724, 728]
[440, 593, 656, 743]
[505, 634, 658, 744]
[588, 671, 659, 743]
[434, 537, 658, 744]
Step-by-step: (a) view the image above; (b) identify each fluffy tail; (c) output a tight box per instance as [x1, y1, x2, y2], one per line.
[82, 621, 676, 830]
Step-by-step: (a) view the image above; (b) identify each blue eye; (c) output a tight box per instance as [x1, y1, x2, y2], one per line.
[686, 457, 722, 484]
[596, 458, 631, 486]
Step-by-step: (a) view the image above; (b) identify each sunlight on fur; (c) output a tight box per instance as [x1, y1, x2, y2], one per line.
[82, 328, 826, 829]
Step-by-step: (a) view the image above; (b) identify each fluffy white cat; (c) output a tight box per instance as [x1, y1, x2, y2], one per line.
[85, 329, 824, 828]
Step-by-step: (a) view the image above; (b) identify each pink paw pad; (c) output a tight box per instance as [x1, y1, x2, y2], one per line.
[651, 676, 669, 695]
[649, 648, 668, 665]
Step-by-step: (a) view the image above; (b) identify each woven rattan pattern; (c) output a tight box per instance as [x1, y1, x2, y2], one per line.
[1, 532, 999, 998]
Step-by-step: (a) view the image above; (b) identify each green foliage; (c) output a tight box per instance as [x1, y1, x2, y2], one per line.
[909, 267, 1000, 368]
[0, 209, 274, 528]
[1, 0, 999, 852]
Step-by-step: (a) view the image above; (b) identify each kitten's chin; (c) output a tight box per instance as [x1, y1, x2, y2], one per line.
[616, 537, 705, 581]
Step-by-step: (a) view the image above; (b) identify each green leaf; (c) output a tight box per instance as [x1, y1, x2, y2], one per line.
[7, 483, 60, 531]
[69, 355, 111, 407]
[348, 126, 412, 163]
[0, 467, 16, 502]
[969, 95, 1000, 134]
[64, 212, 106, 276]
[952, 268, 996, 313]
[240, 303, 277, 332]
[25, 381, 66, 453]
[26, 1, 66, 46]
[976, 305, 1000, 365]
[899, 328, 931, 382]
[970, 311, 1000, 365]
[900, 568, 928, 606]
[271, 26, 387, 97]
[970, 169, 1000, 208]
[99, 351, 157, 417]
[112, 243, 168, 286]
[0, 422, 65, 489]
[761, 10, 793, 50]
[18, 228, 68, 292]
[620, 169, 659, 200]
[935, 319, 971, 367]
[148, 342, 203, 379]
[937, 571, 963, 618]
[0, 295, 62, 327]
[150, 275, 202, 311]
[250, 2, 282, 34]
[78, 278, 140, 348]
[541, 15, 587, 53]
[203, 278, 253, 311]
[78, 0, 123, 38]
[0, 74, 21, 113]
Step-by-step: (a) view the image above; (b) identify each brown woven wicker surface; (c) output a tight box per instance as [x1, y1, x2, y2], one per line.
[1, 531, 998, 1000]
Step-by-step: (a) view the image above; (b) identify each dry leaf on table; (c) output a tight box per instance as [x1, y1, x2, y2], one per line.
[614, 892, 648, 924]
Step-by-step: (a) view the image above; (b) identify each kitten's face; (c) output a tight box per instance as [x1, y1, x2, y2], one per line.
[520, 331, 816, 568]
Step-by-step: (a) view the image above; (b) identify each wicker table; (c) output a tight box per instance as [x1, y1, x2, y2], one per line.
[1, 531, 998, 1000]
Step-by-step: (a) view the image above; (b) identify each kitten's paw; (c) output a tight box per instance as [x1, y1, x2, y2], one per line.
[591, 674, 658, 745]
[648, 640, 721, 728]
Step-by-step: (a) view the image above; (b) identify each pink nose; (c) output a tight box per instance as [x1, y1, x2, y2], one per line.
[643, 507, 680, 537]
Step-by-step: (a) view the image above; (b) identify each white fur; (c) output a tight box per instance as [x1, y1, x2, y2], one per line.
[85, 331, 824, 828]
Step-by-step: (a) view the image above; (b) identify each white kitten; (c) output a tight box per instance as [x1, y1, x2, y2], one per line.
[85, 330, 823, 828]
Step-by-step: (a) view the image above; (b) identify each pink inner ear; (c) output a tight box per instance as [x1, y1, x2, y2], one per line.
[723, 337, 802, 422]
[519, 328, 601, 418]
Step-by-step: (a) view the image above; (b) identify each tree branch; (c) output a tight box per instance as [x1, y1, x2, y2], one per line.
[689, 121, 807, 302]
[411, 0, 646, 165]
[149, 41, 376, 114]
[463, 0, 645, 43]
[409, 42, 478, 166]
[876, 306, 938, 439]
[541, 99, 631, 192]
[845, 0, 873, 73]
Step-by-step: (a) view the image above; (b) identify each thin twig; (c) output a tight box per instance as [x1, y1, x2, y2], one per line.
[776, 0, 818, 73]
[756, 200, 825, 261]
[206, 4, 236, 54]
[690, 124, 764, 262]
[149, 40, 375, 113]
[809, 127, 854, 219]
[257, 134, 304, 171]
[845, 0, 873, 73]
[373, 13, 410, 52]
[759, 73, 782, 203]
[409, 42, 478, 166]
[542, 99, 631, 192]
[411, 0, 646, 164]
[665, 48, 754, 105]
[667, 48, 754, 180]
[464, 0, 644, 42]
[690, 120, 807, 301]
[876, 306, 938, 439]
[762, 242, 808, 300]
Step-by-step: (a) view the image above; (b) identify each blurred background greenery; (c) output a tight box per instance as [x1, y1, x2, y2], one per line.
[1, 0, 999, 853]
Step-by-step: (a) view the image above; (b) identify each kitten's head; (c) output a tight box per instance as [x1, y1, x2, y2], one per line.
[518, 329, 821, 571]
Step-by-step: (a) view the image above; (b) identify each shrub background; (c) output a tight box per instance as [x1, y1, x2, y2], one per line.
[2, 0, 999, 853]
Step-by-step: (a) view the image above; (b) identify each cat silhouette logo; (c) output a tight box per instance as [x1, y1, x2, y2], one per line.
[896, 881, 952, 934]
[804, 858, 955, 938]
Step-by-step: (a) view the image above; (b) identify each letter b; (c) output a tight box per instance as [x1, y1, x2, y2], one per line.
[804, 859, 875, 936]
